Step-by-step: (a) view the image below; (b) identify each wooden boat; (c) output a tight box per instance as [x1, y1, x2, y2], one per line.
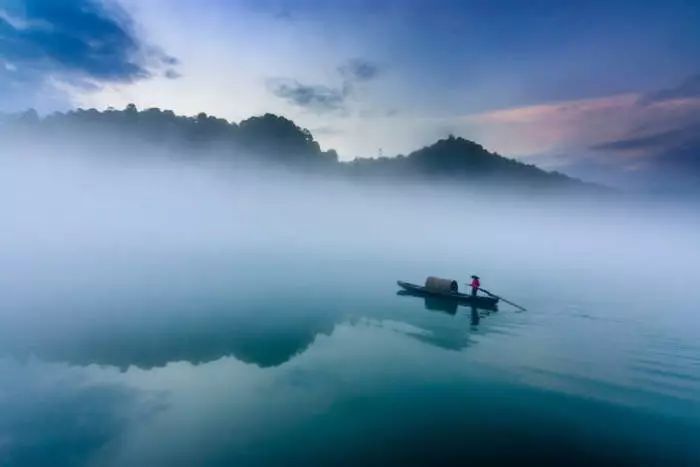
[397, 280, 499, 310]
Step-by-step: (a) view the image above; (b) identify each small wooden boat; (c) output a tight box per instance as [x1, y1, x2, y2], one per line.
[397, 279, 499, 310]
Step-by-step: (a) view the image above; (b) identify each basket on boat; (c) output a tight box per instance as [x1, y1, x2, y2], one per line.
[424, 276, 459, 294]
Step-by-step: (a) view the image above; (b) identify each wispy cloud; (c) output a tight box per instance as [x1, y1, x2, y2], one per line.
[591, 128, 691, 152]
[268, 58, 380, 114]
[268, 80, 346, 113]
[164, 69, 182, 80]
[0, 8, 52, 31]
[338, 58, 380, 82]
[589, 75, 700, 159]
[639, 73, 700, 104]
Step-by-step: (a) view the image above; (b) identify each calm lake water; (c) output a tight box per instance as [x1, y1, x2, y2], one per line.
[0, 241, 698, 467]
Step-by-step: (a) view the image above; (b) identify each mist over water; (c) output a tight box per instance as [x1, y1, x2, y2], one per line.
[1, 143, 699, 465]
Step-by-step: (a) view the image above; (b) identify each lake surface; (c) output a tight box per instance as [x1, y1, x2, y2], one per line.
[0, 243, 698, 467]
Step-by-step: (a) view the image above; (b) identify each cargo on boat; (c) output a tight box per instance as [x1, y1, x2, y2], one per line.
[397, 277, 499, 310]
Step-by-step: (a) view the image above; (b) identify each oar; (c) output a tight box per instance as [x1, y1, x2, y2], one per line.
[466, 285, 527, 311]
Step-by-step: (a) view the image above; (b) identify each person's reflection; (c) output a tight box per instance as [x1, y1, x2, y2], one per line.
[470, 305, 480, 326]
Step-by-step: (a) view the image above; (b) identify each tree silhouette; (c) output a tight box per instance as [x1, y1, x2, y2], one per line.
[1, 104, 594, 191]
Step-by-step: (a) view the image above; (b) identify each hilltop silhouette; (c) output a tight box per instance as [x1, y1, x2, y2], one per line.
[345, 135, 585, 190]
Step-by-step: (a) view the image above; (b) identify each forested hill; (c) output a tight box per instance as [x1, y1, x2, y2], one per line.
[345, 136, 582, 189]
[1, 105, 597, 191]
[0, 105, 340, 167]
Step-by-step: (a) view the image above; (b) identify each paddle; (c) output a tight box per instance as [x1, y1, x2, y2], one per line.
[466, 285, 527, 311]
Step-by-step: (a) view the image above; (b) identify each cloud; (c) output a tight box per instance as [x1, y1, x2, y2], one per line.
[164, 68, 182, 80]
[0, 360, 156, 467]
[338, 58, 380, 82]
[591, 127, 691, 152]
[589, 74, 700, 159]
[0, 0, 178, 110]
[0, 8, 52, 31]
[639, 73, 700, 104]
[589, 122, 700, 190]
[268, 58, 380, 114]
[447, 74, 700, 190]
[159, 54, 179, 67]
[459, 94, 641, 157]
[268, 79, 346, 113]
[530, 75, 700, 189]
[462, 76, 700, 156]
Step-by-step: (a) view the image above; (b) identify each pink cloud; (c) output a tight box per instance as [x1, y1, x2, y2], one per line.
[458, 93, 700, 161]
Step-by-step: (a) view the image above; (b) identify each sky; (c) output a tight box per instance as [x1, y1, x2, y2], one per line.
[1, 0, 699, 183]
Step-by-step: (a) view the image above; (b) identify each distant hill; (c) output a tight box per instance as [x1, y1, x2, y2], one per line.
[0, 105, 339, 168]
[1, 105, 600, 192]
[344, 136, 592, 190]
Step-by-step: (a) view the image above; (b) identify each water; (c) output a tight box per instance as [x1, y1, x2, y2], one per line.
[0, 244, 698, 466]
[1, 156, 699, 465]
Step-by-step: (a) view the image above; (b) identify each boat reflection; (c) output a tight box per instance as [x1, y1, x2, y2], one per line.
[424, 295, 459, 315]
[396, 290, 502, 333]
[397, 289, 496, 315]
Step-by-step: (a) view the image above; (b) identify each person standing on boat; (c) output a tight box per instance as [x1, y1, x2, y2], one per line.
[470, 275, 480, 297]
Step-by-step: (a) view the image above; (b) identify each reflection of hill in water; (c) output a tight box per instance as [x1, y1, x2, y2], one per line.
[0, 284, 503, 370]
[0, 302, 339, 370]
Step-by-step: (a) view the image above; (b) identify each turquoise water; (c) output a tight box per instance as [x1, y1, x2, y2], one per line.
[0, 245, 698, 466]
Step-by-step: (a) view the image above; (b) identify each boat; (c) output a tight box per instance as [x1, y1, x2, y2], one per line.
[397, 279, 499, 310]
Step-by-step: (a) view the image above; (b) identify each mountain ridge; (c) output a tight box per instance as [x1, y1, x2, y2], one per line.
[1, 105, 603, 192]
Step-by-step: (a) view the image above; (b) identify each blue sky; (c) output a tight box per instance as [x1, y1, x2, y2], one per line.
[1, 0, 699, 180]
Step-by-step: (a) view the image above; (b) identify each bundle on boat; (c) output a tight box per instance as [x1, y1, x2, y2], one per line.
[424, 276, 459, 294]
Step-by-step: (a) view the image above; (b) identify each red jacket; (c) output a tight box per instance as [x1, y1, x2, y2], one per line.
[471, 278, 480, 288]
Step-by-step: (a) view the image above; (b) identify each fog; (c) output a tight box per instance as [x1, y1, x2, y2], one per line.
[2, 139, 699, 314]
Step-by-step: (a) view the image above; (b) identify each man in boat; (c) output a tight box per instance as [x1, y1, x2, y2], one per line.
[470, 275, 480, 297]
